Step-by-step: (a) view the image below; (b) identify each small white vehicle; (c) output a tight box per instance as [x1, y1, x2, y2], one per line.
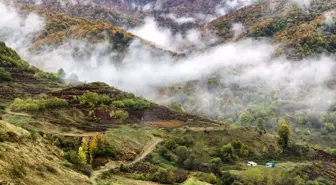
[247, 161, 258, 167]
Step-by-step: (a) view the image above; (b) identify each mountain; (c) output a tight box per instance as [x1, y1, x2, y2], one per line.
[1, 1, 336, 185]
[205, 0, 336, 59]
[0, 40, 213, 184]
[12, 2, 182, 58]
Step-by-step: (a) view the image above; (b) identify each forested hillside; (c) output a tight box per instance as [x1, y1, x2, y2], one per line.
[0, 0, 336, 185]
[206, 0, 336, 59]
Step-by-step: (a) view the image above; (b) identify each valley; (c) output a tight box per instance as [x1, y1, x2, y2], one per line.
[0, 0, 336, 185]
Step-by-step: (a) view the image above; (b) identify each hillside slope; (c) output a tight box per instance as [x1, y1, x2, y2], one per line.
[0, 120, 91, 185]
[205, 0, 336, 59]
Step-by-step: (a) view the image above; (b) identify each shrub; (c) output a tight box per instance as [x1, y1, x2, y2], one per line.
[239, 144, 249, 157]
[175, 146, 190, 164]
[207, 173, 217, 184]
[325, 123, 335, 132]
[78, 92, 100, 107]
[77, 92, 111, 107]
[119, 164, 131, 172]
[65, 150, 81, 165]
[220, 143, 238, 162]
[0, 67, 11, 82]
[10, 97, 68, 111]
[219, 171, 235, 185]
[151, 168, 174, 184]
[97, 148, 116, 158]
[209, 157, 222, 174]
[183, 154, 197, 170]
[164, 138, 177, 150]
[112, 100, 125, 108]
[262, 146, 268, 154]
[330, 149, 336, 157]
[112, 98, 151, 110]
[110, 110, 128, 121]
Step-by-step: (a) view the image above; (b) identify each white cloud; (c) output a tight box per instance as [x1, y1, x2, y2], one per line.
[1, 2, 336, 120]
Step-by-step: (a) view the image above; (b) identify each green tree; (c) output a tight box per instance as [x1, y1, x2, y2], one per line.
[164, 138, 177, 150]
[152, 168, 174, 184]
[239, 144, 249, 157]
[220, 143, 237, 162]
[325, 123, 335, 132]
[175, 146, 189, 164]
[57, 68, 66, 78]
[0, 67, 12, 82]
[256, 117, 265, 131]
[238, 112, 253, 125]
[278, 123, 290, 148]
[219, 171, 234, 185]
[209, 157, 222, 174]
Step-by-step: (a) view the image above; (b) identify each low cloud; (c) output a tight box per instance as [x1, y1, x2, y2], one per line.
[129, 17, 217, 53]
[288, 0, 312, 7]
[1, 2, 336, 121]
[216, 0, 254, 16]
[167, 14, 196, 24]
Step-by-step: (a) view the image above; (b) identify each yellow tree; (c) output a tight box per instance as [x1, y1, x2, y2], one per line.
[89, 133, 107, 163]
[278, 122, 290, 148]
[78, 146, 87, 164]
[89, 135, 98, 163]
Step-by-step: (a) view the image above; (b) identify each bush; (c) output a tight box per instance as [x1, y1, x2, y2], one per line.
[164, 138, 177, 150]
[239, 144, 249, 157]
[151, 168, 174, 184]
[119, 164, 130, 173]
[330, 149, 336, 157]
[219, 171, 235, 185]
[207, 173, 217, 184]
[112, 98, 151, 110]
[10, 97, 68, 111]
[183, 154, 197, 170]
[110, 110, 128, 121]
[112, 100, 125, 108]
[220, 143, 238, 162]
[65, 150, 81, 165]
[0, 67, 11, 82]
[175, 146, 190, 164]
[77, 92, 111, 107]
[96, 148, 116, 158]
[209, 157, 222, 174]
[325, 123, 335, 132]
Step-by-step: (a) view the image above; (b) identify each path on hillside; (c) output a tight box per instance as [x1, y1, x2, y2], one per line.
[90, 137, 163, 185]
[46, 131, 98, 137]
[177, 126, 228, 132]
[6, 109, 31, 117]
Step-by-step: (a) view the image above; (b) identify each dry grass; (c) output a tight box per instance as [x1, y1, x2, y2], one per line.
[0, 121, 91, 185]
[144, 121, 185, 128]
[98, 175, 161, 185]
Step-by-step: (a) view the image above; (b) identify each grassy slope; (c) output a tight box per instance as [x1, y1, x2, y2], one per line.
[0, 41, 65, 105]
[0, 41, 217, 184]
[0, 120, 91, 185]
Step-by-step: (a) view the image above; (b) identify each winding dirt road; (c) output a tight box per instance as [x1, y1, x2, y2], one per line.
[90, 137, 163, 185]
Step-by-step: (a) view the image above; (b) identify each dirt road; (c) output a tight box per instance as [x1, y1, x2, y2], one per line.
[90, 137, 163, 185]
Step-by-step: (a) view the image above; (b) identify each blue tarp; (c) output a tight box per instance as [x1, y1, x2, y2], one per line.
[265, 162, 275, 167]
